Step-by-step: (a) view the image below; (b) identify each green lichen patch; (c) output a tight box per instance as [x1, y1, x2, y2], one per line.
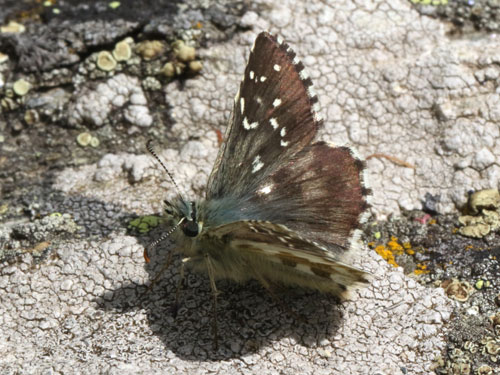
[128, 215, 163, 233]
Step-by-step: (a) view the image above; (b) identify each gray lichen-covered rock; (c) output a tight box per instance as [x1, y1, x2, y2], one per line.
[0, 232, 452, 374]
[0, 19, 138, 72]
[3, 0, 500, 373]
[68, 74, 152, 128]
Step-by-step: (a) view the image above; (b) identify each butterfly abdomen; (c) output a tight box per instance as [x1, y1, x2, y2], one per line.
[181, 236, 254, 283]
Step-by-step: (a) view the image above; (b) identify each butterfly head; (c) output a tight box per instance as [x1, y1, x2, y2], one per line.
[146, 139, 204, 239]
[164, 197, 203, 238]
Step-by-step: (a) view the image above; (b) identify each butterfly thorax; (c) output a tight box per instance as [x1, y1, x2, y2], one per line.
[167, 195, 252, 233]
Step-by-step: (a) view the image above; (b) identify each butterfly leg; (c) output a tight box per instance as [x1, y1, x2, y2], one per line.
[204, 254, 220, 350]
[171, 257, 189, 317]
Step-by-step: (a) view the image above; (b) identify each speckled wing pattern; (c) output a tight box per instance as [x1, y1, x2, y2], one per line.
[207, 32, 320, 199]
[204, 32, 371, 295]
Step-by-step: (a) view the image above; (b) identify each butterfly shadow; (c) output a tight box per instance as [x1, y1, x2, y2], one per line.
[99, 237, 347, 361]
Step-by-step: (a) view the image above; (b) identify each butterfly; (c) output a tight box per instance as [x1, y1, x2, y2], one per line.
[146, 31, 371, 347]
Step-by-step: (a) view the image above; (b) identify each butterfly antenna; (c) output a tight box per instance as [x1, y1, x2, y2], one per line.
[146, 140, 186, 201]
[144, 217, 185, 262]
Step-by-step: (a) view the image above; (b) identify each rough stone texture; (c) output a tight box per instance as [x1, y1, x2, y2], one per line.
[0, 19, 140, 72]
[0, 233, 452, 374]
[68, 74, 153, 128]
[3, 0, 500, 373]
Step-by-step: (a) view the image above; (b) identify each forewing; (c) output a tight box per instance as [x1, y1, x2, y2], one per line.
[203, 220, 369, 293]
[207, 32, 322, 200]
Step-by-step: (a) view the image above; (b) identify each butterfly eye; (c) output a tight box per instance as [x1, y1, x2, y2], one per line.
[182, 220, 199, 237]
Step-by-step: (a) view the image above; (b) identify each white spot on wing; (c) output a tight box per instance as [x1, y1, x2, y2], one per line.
[272, 98, 281, 107]
[249, 70, 255, 80]
[260, 76, 267, 82]
[280, 139, 289, 147]
[252, 155, 264, 173]
[299, 70, 309, 80]
[269, 118, 279, 130]
[280, 127, 286, 137]
[258, 185, 273, 195]
[276, 36, 284, 45]
[240, 97, 245, 115]
[273, 64, 281, 72]
[293, 57, 300, 65]
[243, 117, 259, 130]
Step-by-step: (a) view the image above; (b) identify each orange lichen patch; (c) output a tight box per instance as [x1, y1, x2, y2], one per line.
[371, 236, 421, 268]
[428, 219, 437, 225]
[374, 245, 399, 267]
[414, 263, 430, 275]
[387, 236, 404, 254]
[371, 236, 417, 267]
[195, 21, 203, 29]
[403, 242, 415, 255]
